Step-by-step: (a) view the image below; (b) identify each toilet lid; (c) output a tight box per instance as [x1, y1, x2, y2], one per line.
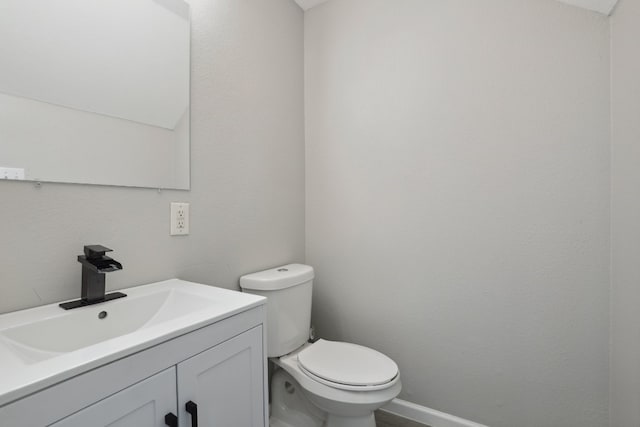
[297, 339, 398, 387]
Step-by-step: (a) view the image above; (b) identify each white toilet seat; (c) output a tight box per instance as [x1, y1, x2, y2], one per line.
[297, 339, 399, 391]
[274, 341, 400, 401]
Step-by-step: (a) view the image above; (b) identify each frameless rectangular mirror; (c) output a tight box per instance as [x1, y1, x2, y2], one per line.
[0, 0, 191, 189]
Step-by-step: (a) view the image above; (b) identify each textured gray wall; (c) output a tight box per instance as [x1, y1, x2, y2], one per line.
[0, 0, 305, 314]
[610, 0, 640, 426]
[305, 1, 610, 426]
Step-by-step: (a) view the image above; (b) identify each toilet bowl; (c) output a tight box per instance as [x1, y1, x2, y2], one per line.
[240, 264, 402, 427]
[273, 341, 401, 427]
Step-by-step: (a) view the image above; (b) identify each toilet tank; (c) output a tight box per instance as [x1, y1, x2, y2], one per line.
[240, 264, 314, 357]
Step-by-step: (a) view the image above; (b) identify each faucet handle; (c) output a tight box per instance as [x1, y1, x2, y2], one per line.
[84, 245, 113, 260]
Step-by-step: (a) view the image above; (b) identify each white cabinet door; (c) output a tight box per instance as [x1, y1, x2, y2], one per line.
[177, 326, 265, 427]
[50, 368, 177, 427]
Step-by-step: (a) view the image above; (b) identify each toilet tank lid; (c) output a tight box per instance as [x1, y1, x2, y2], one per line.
[240, 264, 314, 291]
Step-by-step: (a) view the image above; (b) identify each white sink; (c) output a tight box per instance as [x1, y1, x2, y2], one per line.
[2, 288, 214, 361]
[0, 279, 265, 406]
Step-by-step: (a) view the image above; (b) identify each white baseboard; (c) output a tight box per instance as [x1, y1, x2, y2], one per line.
[381, 398, 489, 427]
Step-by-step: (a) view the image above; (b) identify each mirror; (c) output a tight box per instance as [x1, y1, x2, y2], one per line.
[0, 0, 190, 189]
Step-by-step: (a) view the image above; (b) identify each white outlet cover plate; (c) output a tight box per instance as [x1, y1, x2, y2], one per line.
[170, 202, 190, 236]
[0, 167, 25, 180]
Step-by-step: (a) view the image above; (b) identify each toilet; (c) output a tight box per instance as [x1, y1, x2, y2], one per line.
[240, 264, 401, 427]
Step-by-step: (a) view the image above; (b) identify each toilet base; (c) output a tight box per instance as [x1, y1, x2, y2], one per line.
[325, 413, 376, 427]
[270, 369, 324, 427]
[270, 368, 392, 427]
[270, 416, 376, 427]
[269, 415, 376, 427]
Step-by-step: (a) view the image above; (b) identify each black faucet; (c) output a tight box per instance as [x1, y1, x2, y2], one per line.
[59, 245, 126, 310]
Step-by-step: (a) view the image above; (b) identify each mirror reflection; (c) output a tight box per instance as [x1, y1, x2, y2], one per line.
[0, 0, 191, 189]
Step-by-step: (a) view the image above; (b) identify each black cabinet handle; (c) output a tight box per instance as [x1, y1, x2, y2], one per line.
[186, 400, 198, 427]
[164, 412, 178, 427]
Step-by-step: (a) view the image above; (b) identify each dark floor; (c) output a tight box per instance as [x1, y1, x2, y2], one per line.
[375, 410, 431, 427]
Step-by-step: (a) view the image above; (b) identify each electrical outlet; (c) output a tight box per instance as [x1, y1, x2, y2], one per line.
[0, 167, 25, 180]
[170, 202, 190, 236]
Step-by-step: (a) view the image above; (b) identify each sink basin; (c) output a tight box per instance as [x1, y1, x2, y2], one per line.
[1, 288, 215, 361]
[0, 279, 265, 406]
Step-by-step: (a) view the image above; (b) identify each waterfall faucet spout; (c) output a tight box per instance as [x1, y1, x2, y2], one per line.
[59, 245, 126, 310]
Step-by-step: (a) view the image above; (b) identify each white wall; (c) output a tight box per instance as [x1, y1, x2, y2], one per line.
[0, 0, 305, 314]
[305, 1, 610, 426]
[610, 0, 640, 425]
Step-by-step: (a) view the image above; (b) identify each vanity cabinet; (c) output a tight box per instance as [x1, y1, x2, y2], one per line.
[177, 326, 264, 427]
[51, 326, 263, 427]
[50, 368, 177, 427]
[0, 304, 268, 427]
